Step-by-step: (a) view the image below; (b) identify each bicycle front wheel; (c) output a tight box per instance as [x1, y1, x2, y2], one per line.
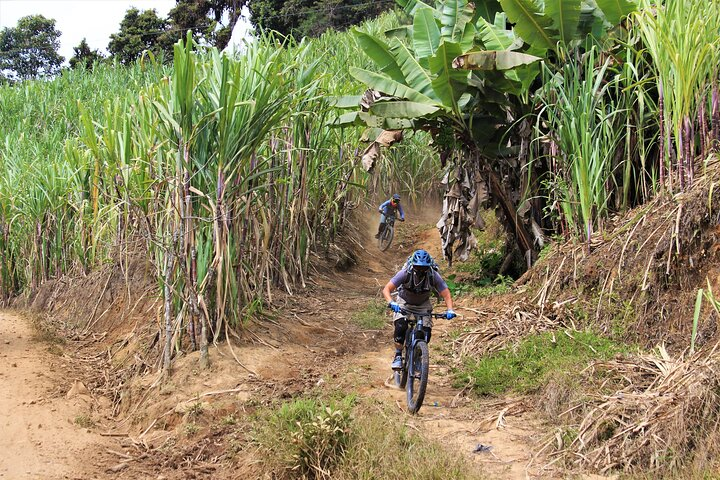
[378, 225, 394, 251]
[406, 340, 429, 414]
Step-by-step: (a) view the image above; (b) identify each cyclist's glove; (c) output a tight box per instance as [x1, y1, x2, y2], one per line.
[388, 301, 401, 313]
[445, 309, 456, 320]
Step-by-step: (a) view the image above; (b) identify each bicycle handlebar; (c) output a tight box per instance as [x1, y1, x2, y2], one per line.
[398, 308, 448, 318]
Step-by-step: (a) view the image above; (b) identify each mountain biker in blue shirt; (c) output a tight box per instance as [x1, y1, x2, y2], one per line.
[375, 193, 405, 239]
[382, 249, 456, 370]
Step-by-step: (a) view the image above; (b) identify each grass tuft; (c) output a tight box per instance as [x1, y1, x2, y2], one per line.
[254, 396, 482, 479]
[351, 300, 387, 330]
[456, 330, 626, 396]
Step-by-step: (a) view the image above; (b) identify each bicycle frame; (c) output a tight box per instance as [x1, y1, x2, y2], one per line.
[395, 308, 446, 413]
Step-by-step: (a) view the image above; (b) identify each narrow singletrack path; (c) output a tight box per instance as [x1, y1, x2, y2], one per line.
[0, 311, 106, 479]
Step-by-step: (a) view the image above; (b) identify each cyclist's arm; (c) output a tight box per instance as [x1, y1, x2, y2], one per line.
[382, 281, 397, 303]
[438, 287, 453, 310]
[379, 200, 390, 213]
[398, 204, 405, 220]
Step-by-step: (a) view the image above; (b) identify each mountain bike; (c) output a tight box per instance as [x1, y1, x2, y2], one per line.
[378, 214, 396, 251]
[393, 308, 448, 414]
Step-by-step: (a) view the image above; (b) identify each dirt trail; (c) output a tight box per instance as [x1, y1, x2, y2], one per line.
[0, 311, 107, 479]
[325, 210, 551, 479]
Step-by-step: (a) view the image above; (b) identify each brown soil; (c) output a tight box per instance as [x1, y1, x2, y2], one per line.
[0, 311, 111, 479]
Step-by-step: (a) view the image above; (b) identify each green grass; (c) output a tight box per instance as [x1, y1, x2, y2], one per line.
[253, 395, 482, 480]
[351, 300, 387, 329]
[457, 330, 626, 396]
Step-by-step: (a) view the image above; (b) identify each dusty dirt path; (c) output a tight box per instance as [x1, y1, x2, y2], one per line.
[301, 210, 555, 479]
[0, 311, 108, 479]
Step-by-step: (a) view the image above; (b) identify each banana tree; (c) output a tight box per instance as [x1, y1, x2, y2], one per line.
[337, 0, 638, 265]
[335, 0, 542, 264]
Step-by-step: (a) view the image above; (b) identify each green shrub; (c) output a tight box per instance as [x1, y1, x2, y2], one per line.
[254, 397, 481, 479]
[256, 396, 354, 479]
[457, 330, 625, 396]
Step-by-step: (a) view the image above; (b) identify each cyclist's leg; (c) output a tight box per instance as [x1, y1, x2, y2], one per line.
[391, 298, 409, 369]
[376, 213, 387, 238]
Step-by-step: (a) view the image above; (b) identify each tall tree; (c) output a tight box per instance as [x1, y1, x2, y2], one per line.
[247, 0, 394, 38]
[69, 38, 104, 70]
[162, 0, 246, 50]
[0, 15, 64, 82]
[108, 8, 172, 64]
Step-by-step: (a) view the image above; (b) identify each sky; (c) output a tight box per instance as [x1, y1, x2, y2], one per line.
[0, 0, 176, 62]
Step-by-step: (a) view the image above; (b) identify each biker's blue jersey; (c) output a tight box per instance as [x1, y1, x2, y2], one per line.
[379, 199, 405, 219]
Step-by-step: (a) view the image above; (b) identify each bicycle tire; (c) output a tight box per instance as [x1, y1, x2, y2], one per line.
[406, 340, 429, 414]
[393, 352, 409, 389]
[378, 225, 394, 251]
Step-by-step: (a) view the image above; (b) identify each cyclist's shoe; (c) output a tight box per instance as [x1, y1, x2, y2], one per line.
[374, 233, 380, 239]
[391, 354, 403, 370]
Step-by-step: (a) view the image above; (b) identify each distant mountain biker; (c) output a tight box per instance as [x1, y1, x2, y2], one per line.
[381, 249, 456, 370]
[375, 193, 405, 239]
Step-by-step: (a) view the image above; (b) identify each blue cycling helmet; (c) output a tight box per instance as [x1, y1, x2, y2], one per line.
[392, 193, 401, 201]
[410, 249, 433, 267]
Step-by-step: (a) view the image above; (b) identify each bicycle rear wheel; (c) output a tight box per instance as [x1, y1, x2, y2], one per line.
[378, 225, 394, 251]
[406, 341, 429, 414]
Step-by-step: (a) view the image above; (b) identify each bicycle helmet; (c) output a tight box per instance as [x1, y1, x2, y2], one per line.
[392, 193, 401, 201]
[410, 249, 433, 267]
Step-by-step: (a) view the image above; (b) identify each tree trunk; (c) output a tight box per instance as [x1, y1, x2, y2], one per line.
[484, 165, 535, 260]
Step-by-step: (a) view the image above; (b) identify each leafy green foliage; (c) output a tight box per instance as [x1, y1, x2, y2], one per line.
[457, 330, 626, 395]
[0, 15, 64, 81]
[107, 7, 172, 64]
[163, 0, 244, 50]
[69, 38, 104, 70]
[255, 396, 355, 478]
[255, 397, 481, 479]
[248, 0, 395, 38]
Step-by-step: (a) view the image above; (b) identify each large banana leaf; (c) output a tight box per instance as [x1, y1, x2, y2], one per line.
[349, 67, 437, 105]
[385, 25, 413, 39]
[353, 29, 406, 83]
[544, 0, 582, 44]
[453, 50, 542, 70]
[595, 0, 637, 25]
[440, 0, 476, 43]
[473, 0, 503, 22]
[499, 0, 558, 51]
[429, 41, 468, 109]
[396, 0, 435, 15]
[327, 95, 363, 109]
[477, 13, 516, 50]
[369, 100, 441, 118]
[413, 7, 442, 59]
[389, 38, 438, 100]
